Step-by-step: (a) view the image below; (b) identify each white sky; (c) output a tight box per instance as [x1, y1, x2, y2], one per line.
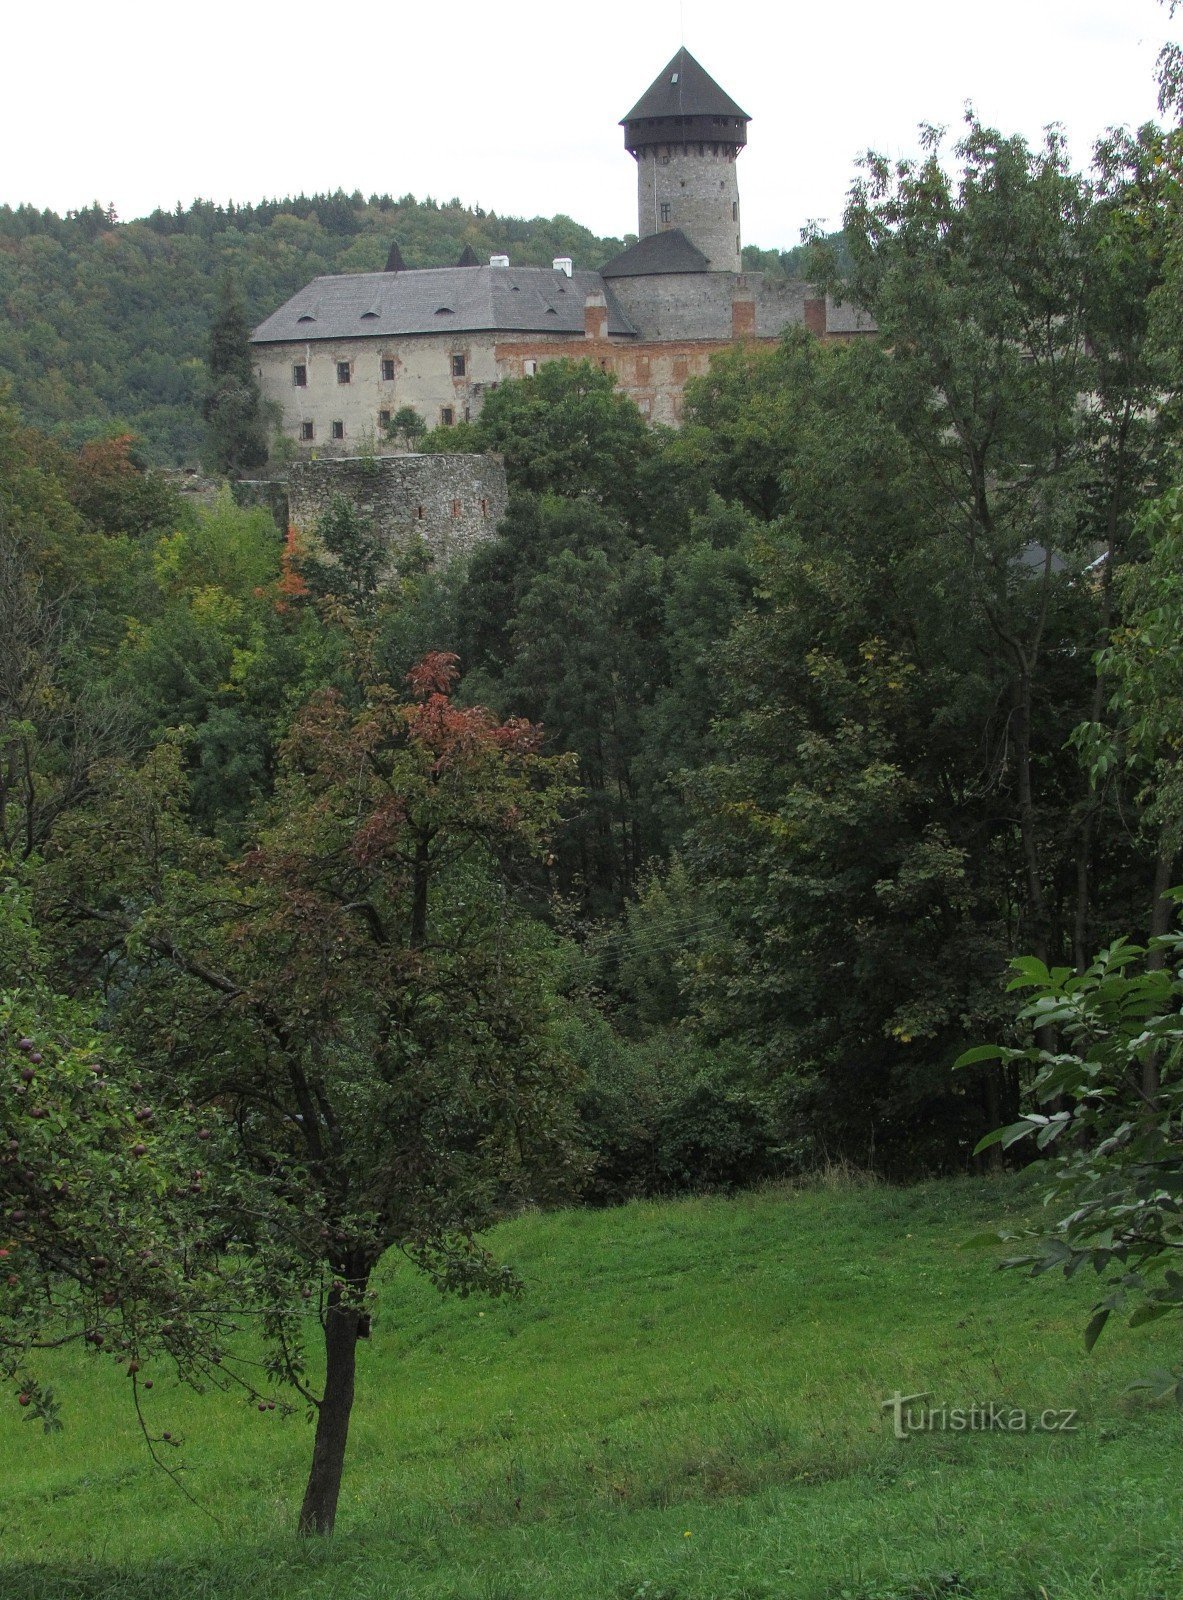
[2, 0, 1171, 252]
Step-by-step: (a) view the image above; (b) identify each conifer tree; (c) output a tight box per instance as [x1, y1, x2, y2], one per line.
[202, 274, 268, 475]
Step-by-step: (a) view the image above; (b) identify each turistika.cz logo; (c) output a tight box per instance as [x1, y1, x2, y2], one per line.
[881, 1391, 1080, 1440]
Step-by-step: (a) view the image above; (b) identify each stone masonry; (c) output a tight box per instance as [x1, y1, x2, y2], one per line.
[287, 453, 508, 568]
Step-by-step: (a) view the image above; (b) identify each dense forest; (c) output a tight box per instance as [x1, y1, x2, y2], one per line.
[0, 190, 813, 465]
[4, 73, 1183, 1538]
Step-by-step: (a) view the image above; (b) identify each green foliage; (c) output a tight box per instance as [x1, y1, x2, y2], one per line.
[960, 925, 1183, 1397]
[0, 195, 628, 465]
[460, 361, 658, 520]
[1079, 484, 1183, 850]
[202, 276, 267, 475]
[300, 494, 387, 612]
[0, 857, 293, 1433]
[50, 653, 580, 1532]
[380, 405, 426, 449]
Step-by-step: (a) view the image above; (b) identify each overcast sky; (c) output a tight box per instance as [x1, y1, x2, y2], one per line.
[3, 0, 1171, 252]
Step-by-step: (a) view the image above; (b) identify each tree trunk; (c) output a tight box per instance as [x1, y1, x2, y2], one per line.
[298, 1288, 362, 1536]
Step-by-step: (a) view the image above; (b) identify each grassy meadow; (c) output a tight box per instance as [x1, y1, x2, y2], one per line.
[1, 1171, 1179, 1600]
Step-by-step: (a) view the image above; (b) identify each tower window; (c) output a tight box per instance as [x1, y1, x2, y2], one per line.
[732, 201, 738, 221]
[300, 421, 314, 441]
[331, 420, 344, 440]
[451, 500, 462, 518]
[451, 353, 466, 377]
[336, 361, 351, 384]
[381, 357, 395, 381]
[660, 202, 671, 223]
[292, 363, 307, 387]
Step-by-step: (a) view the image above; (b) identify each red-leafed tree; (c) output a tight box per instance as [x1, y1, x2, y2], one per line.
[53, 653, 579, 1534]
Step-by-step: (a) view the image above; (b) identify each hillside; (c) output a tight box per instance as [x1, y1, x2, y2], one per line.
[1, 1173, 1177, 1600]
[0, 193, 818, 467]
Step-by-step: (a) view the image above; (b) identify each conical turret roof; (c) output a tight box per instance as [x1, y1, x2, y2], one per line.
[622, 47, 749, 125]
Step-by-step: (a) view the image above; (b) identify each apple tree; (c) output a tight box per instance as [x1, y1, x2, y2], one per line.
[53, 653, 579, 1534]
[1, 855, 295, 1445]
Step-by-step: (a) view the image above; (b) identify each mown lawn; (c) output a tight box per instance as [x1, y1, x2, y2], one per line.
[1, 1171, 1179, 1599]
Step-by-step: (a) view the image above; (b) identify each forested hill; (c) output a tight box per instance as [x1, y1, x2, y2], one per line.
[0, 192, 810, 466]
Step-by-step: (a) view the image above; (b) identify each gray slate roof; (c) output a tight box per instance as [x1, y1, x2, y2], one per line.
[601, 229, 711, 278]
[251, 266, 637, 344]
[622, 48, 749, 125]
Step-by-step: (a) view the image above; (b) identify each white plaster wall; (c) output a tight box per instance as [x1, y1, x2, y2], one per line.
[254, 333, 501, 456]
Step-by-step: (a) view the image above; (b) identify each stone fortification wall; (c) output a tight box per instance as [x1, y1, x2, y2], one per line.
[607, 272, 813, 342]
[287, 453, 507, 567]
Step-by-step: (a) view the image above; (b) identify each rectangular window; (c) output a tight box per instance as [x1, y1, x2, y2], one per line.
[337, 361, 351, 384]
[416, 505, 424, 520]
[659, 201, 671, 223]
[381, 357, 395, 381]
[451, 500, 462, 518]
[451, 353, 466, 377]
[378, 409, 391, 428]
[732, 201, 738, 221]
[331, 420, 344, 440]
[300, 421, 314, 441]
[440, 406, 454, 426]
[523, 359, 537, 378]
[292, 363, 307, 387]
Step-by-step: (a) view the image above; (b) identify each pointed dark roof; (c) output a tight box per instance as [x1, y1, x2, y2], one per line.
[384, 241, 406, 272]
[456, 244, 480, 267]
[622, 47, 749, 125]
[601, 229, 711, 278]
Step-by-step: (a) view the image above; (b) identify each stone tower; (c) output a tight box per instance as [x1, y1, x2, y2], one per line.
[621, 47, 750, 273]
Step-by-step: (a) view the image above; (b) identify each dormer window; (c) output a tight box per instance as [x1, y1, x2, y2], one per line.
[435, 307, 454, 316]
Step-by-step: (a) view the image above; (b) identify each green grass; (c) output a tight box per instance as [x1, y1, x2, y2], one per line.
[2, 1172, 1180, 1599]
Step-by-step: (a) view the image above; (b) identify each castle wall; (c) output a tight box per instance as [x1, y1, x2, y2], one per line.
[258, 280, 866, 451]
[287, 453, 508, 568]
[254, 332, 509, 456]
[605, 272, 814, 342]
[634, 145, 742, 272]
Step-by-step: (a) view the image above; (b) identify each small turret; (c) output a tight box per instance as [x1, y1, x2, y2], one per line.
[621, 48, 750, 272]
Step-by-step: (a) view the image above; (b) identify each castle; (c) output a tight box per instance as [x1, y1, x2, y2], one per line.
[251, 47, 872, 450]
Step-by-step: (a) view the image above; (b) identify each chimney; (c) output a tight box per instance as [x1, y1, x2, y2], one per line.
[489, 254, 510, 268]
[553, 256, 573, 277]
[584, 291, 608, 340]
